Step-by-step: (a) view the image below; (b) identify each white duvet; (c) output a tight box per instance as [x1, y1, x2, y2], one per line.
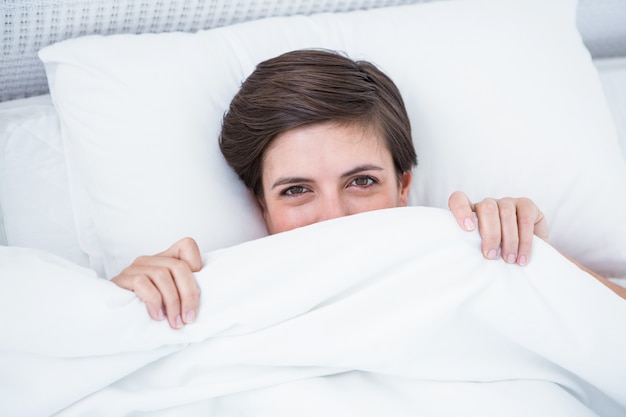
[1, 207, 625, 416]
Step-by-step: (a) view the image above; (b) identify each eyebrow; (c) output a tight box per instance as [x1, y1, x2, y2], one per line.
[270, 164, 385, 190]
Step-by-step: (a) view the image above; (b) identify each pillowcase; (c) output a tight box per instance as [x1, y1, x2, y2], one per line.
[39, 0, 626, 278]
[595, 57, 626, 159]
[0, 95, 89, 267]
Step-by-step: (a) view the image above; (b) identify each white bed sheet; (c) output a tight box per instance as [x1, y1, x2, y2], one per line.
[1, 207, 624, 416]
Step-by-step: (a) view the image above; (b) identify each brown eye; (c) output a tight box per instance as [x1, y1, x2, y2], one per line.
[351, 176, 376, 187]
[284, 186, 308, 195]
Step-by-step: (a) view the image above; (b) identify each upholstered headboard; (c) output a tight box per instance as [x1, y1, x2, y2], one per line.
[2, 0, 626, 103]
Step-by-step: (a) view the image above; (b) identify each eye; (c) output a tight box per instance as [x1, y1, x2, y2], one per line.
[282, 185, 309, 196]
[350, 176, 377, 187]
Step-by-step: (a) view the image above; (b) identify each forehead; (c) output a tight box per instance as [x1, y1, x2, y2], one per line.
[260, 121, 395, 187]
[265, 121, 388, 161]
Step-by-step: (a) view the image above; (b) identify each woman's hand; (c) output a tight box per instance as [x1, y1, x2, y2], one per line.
[111, 237, 202, 329]
[448, 191, 549, 265]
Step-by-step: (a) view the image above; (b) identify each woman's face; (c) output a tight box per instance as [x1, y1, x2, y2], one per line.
[259, 121, 412, 234]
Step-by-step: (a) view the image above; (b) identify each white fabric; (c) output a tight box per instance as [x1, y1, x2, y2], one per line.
[1, 207, 625, 417]
[0, 57, 622, 269]
[0, 56, 622, 269]
[0, 95, 88, 264]
[39, 0, 626, 279]
[596, 57, 626, 159]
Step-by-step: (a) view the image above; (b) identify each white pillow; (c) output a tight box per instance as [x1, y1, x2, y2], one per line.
[595, 57, 626, 160]
[0, 95, 89, 266]
[39, 0, 626, 278]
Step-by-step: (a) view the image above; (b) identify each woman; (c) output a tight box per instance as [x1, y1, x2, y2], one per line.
[113, 50, 619, 330]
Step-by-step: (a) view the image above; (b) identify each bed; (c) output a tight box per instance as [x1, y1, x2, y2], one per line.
[1, 0, 626, 416]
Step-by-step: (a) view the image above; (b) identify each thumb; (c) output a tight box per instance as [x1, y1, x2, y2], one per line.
[448, 191, 476, 231]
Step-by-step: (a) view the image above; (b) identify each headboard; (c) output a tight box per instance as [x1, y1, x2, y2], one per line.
[1, 0, 626, 103]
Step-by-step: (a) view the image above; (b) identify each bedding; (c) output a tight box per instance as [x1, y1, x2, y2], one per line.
[3, 56, 626, 275]
[1, 0, 626, 415]
[0, 95, 88, 265]
[596, 57, 626, 157]
[1, 207, 625, 417]
[32, 0, 626, 279]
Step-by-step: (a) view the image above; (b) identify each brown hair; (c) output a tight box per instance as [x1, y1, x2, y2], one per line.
[219, 49, 417, 197]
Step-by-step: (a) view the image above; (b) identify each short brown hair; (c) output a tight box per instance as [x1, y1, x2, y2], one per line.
[219, 49, 417, 197]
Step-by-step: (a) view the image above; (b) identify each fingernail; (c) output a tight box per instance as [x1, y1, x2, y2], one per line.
[175, 315, 184, 329]
[506, 254, 516, 264]
[518, 255, 528, 266]
[487, 249, 497, 259]
[157, 307, 165, 321]
[185, 310, 196, 324]
[464, 217, 475, 231]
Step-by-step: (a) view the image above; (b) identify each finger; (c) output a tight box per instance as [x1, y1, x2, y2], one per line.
[159, 237, 203, 272]
[515, 198, 545, 266]
[534, 212, 549, 242]
[130, 276, 166, 321]
[134, 262, 184, 329]
[113, 238, 202, 328]
[166, 258, 200, 325]
[153, 238, 202, 325]
[474, 198, 501, 260]
[496, 198, 520, 264]
[448, 191, 476, 231]
[144, 256, 199, 326]
[112, 272, 165, 321]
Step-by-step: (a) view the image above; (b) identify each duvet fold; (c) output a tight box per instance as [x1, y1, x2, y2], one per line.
[1, 207, 625, 416]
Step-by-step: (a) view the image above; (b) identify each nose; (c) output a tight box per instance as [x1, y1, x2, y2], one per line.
[316, 194, 349, 222]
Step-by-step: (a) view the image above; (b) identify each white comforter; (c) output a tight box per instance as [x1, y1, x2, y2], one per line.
[1, 207, 625, 416]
